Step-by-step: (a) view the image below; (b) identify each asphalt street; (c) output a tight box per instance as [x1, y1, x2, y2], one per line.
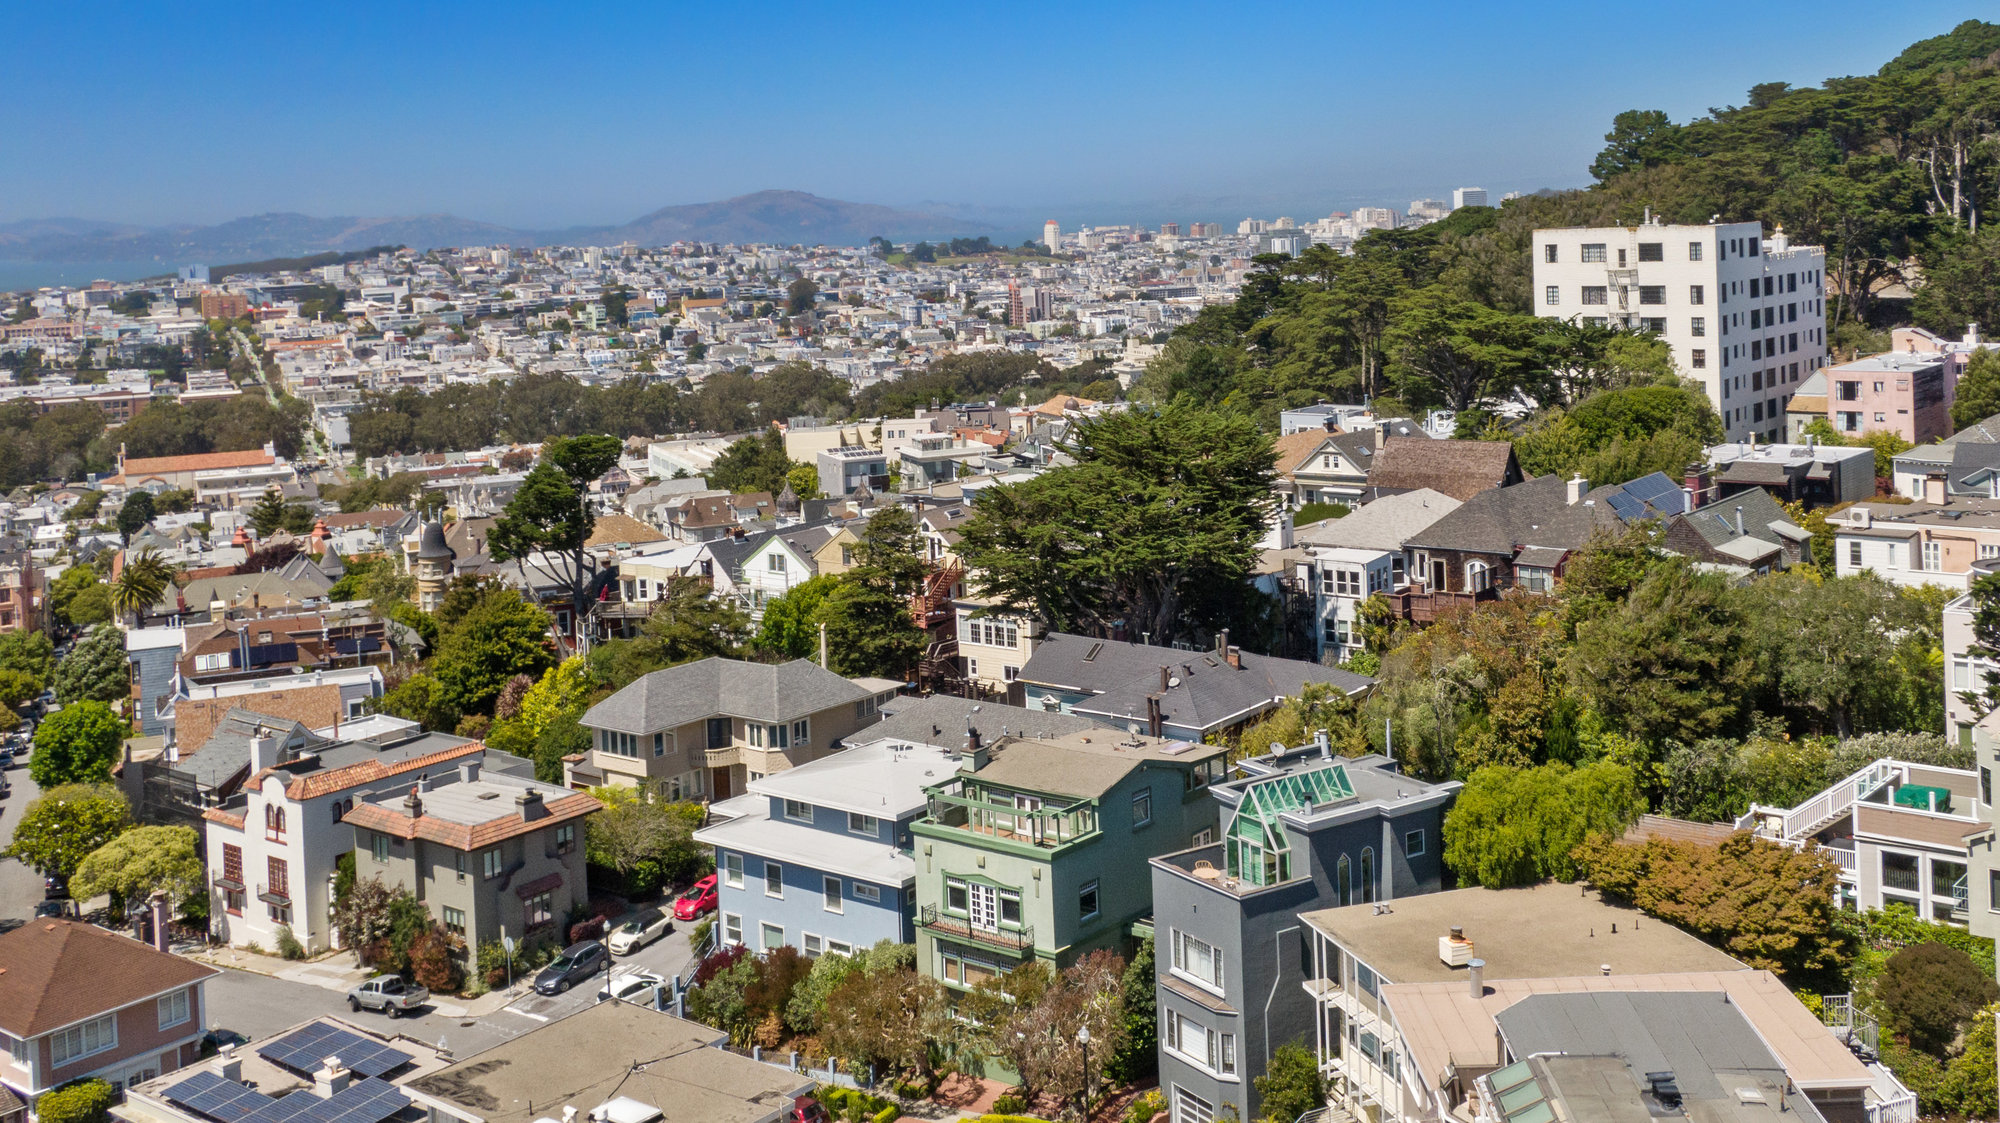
[204, 918, 703, 1061]
[0, 760, 47, 928]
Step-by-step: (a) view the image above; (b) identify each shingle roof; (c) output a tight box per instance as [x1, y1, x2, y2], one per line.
[0, 919, 218, 1038]
[1406, 473, 1625, 555]
[1295, 488, 1461, 551]
[581, 657, 871, 733]
[1272, 431, 1338, 475]
[584, 512, 666, 548]
[859, 695, 1106, 747]
[1367, 437, 1519, 500]
[174, 685, 346, 753]
[1017, 633, 1372, 734]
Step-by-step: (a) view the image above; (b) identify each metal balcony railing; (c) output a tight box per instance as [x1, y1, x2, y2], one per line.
[917, 905, 1035, 953]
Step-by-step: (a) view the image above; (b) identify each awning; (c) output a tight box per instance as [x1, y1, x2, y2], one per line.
[213, 876, 245, 892]
[258, 888, 291, 906]
[515, 872, 563, 899]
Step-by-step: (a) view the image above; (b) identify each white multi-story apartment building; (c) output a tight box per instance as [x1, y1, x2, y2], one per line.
[1533, 219, 1829, 441]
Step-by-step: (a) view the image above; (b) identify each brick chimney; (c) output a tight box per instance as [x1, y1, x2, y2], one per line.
[403, 785, 422, 819]
[1683, 463, 1712, 510]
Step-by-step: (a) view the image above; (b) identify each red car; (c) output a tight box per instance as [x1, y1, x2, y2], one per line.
[786, 1097, 828, 1123]
[673, 874, 719, 921]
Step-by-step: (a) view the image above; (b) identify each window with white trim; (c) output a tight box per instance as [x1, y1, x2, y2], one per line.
[1079, 880, 1100, 922]
[848, 811, 878, 837]
[158, 990, 190, 1030]
[803, 932, 824, 958]
[722, 912, 743, 945]
[783, 799, 814, 823]
[760, 922, 784, 950]
[1406, 829, 1426, 856]
[1170, 929, 1224, 994]
[765, 861, 784, 898]
[1164, 1009, 1237, 1078]
[51, 1013, 117, 1066]
[723, 852, 743, 888]
[824, 876, 843, 913]
[1132, 787, 1152, 828]
[852, 882, 881, 903]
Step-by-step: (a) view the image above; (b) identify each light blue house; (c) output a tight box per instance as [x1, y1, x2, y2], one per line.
[693, 695, 1102, 958]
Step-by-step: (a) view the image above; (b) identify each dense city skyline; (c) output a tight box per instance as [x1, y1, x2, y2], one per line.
[0, 1, 1974, 230]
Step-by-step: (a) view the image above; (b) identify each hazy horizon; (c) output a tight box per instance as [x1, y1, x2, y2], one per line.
[0, 2, 1977, 232]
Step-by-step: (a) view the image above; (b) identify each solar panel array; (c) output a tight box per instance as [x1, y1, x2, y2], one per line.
[243, 1077, 409, 1123]
[163, 1072, 410, 1123]
[1605, 472, 1689, 521]
[258, 1023, 415, 1078]
[164, 1072, 278, 1123]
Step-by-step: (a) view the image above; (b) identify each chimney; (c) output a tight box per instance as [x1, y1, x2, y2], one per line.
[249, 735, 277, 777]
[1734, 505, 1745, 536]
[1924, 471, 1947, 506]
[1374, 424, 1387, 452]
[1146, 694, 1164, 738]
[1215, 628, 1229, 657]
[1565, 475, 1588, 505]
[149, 891, 171, 953]
[1968, 322, 1982, 347]
[313, 1059, 349, 1099]
[516, 789, 545, 821]
[1159, 665, 1170, 692]
[1468, 957, 1485, 999]
[460, 760, 481, 784]
[216, 1047, 242, 1084]
[418, 773, 436, 793]
[964, 724, 982, 757]
[1683, 463, 1711, 509]
[1226, 645, 1242, 669]
[403, 785, 422, 819]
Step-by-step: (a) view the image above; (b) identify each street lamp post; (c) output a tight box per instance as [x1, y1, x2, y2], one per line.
[1075, 1025, 1092, 1122]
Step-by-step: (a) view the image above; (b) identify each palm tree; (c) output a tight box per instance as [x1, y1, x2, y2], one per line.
[111, 548, 173, 622]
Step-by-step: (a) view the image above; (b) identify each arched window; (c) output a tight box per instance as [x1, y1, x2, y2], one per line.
[1360, 847, 1376, 904]
[1336, 854, 1352, 907]
[1464, 561, 1491, 594]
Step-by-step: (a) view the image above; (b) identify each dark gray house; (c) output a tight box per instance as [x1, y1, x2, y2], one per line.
[1148, 742, 1459, 1122]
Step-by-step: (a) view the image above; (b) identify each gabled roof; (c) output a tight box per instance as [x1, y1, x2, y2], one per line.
[1406, 473, 1625, 555]
[1367, 437, 1519, 501]
[1271, 431, 1341, 476]
[582, 656, 872, 733]
[1018, 632, 1372, 734]
[584, 512, 667, 548]
[1296, 488, 1461, 551]
[0, 919, 218, 1038]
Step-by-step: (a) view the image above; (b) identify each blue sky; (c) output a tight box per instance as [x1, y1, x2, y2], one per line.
[0, 1, 1980, 229]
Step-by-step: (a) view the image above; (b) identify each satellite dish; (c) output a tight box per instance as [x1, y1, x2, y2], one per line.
[1168, 676, 1182, 688]
[1128, 723, 1144, 737]
[1269, 742, 1286, 755]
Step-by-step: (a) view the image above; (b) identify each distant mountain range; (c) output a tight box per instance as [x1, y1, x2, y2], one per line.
[0, 191, 992, 266]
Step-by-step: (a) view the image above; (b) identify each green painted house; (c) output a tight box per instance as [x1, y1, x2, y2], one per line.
[910, 727, 1229, 991]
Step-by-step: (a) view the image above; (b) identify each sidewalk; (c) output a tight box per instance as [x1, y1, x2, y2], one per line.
[182, 943, 527, 1017]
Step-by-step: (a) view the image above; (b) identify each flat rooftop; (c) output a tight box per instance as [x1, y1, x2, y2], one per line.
[1300, 882, 1745, 984]
[406, 1001, 811, 1123]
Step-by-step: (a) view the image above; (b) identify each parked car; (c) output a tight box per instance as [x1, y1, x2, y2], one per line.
[43, 873, 67, 900]
[785, 1097, 829, 1123]
[672, 875, 718, 922]
[533, 941, 608, 995]
[608, 907, 672, 955]
[597, 969, 665, 1006]
[32, 900, 70, 919]
[347, 976, 429, 1018]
